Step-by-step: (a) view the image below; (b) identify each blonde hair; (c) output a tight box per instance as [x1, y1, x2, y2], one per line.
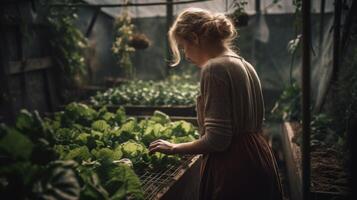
[168, 8, 237, 66]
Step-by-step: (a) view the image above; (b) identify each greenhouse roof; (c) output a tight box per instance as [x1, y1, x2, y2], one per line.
[83, 0, 334, 18]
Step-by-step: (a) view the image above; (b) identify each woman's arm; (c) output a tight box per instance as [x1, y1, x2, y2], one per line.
[150, 62, 234, 155]
[148, 138, 211, 155]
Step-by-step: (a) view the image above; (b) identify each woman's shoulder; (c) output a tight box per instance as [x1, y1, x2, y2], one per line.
[203, 55, 246, 75]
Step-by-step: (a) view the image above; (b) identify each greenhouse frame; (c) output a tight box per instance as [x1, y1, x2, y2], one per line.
[0, 0, 356, 200]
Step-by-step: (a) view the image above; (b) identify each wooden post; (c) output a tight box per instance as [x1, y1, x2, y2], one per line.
[0, 10, 14, 122]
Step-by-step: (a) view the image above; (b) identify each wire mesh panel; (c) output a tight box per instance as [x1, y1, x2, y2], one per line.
[139, 155, 199, 200]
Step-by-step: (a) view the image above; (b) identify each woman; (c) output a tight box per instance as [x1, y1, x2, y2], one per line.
[149, 8, 283, 200]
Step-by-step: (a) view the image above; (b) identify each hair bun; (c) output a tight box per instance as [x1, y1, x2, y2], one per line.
[201, 13, 236, 42]
[213, 14, 235, 40]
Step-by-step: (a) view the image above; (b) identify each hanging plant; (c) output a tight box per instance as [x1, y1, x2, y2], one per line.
[41, 0, 88, 80]
[112, 12, 136, 79]
[229, 0, 249, 27]
[129, 33, 151, 50]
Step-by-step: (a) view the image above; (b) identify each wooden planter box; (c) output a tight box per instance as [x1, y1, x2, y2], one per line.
[281, 122, 349, 200]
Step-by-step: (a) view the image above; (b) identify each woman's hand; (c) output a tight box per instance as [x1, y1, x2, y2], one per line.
[149, 139, 178, 155]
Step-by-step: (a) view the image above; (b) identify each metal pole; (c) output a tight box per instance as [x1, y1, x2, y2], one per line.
[302, 0, 311, 199]
[341, 1, 357, 55]
[38, 0, 211, 8]
[166, 0, 173, 75]
[318, 0, 325, 55]
[251, 0, 261, 66]
[255, 0, 260, 16]
[332, 0, 341, 83]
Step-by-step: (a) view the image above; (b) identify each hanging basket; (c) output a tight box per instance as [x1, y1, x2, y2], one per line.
[129, 33, 151, 50]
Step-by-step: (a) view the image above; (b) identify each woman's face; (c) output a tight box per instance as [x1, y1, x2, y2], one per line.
[177, 37, 207, 67]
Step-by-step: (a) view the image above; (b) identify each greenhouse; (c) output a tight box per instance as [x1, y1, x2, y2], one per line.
[0, 0, 355, 200]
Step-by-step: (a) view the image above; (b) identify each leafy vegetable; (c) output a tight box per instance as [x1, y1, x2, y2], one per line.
[63, 146, 92, 162]
[120, 140, 148, 159]
[90, 80, 199, 106]
[91, 120, 110, 132]
[91, 147, 123, 162]
[0, 127, 33, 160]
[1, 105, 198, 199]
[32, 161, 81, 200]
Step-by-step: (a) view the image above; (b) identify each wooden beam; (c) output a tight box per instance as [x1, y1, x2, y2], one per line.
[85, 8, 101, 38]
[8, 57, 53, 75]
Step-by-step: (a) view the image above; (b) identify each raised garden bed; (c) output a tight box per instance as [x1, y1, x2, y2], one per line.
[281, 122, 350, 200]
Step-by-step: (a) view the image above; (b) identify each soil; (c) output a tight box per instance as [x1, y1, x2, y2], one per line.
[290, 122, 350, 194]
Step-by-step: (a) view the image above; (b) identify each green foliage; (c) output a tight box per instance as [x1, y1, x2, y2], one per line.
[62, 102, 98, 127]
[112, 12, 136, 79]
[120, 140, 148, 159]
[0, 128, 33, 160]
[92, 120, 110, 132]
[31, 161, 81, 200]
[63, 146, 92, 162]
[91, 79, 199, 106]
[170, 120, 196, 137]
[91, 147, 123, 162]
[15, 109, 54, 143]
[43, 0, 87, 78]
[150, 152, 181, 171]
[269, 82, 301, 122]
[0, 123, 80, 199]
[1, 105, 198, 199]
[95, 162, 144, 200]
[150, 110, 171, 125]
[291, 113, 347, 153]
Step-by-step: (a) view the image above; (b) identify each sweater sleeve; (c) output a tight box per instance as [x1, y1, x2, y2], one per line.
[199, 62, 233, 152]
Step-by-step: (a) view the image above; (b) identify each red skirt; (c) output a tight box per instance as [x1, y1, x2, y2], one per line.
[199, 132, 283, 200]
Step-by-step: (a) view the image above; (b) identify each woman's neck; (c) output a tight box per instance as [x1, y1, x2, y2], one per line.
[206, 45, 229, 58]
[199, 45, 237, 68]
